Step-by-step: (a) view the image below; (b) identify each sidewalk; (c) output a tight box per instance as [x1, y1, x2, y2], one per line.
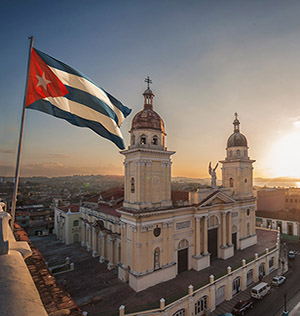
[210, 270, 278, 315]
[275, 288, 300, 316]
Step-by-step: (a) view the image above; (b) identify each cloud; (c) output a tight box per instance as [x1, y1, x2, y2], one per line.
[48, 153, 70, 158]
[293, 121, 300, 128]
[0, 149, 15, 154]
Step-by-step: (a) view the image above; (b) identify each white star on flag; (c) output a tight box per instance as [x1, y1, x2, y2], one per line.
[36, 72, 51, 91]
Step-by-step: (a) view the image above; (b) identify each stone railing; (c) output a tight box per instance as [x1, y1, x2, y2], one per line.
[0, 202, 48, 316]
[119, 229, 280, 316]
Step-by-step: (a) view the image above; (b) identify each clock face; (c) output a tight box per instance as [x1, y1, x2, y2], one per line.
[152, 176, 160, 186]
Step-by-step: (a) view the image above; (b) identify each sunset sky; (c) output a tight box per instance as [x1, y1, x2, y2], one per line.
[2, 0, 300, 179]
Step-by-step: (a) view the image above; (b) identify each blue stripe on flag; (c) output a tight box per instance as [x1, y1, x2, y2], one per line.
[104, 90, 132, 117]
[65, 86, 119, 125]
[27, 99, 126, 150]
[35, 49, 131, 119]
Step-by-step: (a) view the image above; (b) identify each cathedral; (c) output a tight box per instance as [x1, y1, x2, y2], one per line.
[79, 82, 257, 292]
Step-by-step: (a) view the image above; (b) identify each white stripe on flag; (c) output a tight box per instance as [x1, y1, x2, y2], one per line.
[49, 67, 125, 126]
[44, 96, 123, 138]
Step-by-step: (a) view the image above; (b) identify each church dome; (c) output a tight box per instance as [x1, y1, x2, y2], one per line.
[227, 114, 248, 148]
[131, 86, 166, 134]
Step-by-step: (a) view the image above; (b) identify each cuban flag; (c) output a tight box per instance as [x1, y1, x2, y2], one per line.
[25, 48, 131, 149]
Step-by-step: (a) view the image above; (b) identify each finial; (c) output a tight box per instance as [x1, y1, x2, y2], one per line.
[233, 112, 240, 132]
[144, 76, 152, 89]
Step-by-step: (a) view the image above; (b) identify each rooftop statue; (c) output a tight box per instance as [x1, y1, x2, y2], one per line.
[209, 162, 218, 188]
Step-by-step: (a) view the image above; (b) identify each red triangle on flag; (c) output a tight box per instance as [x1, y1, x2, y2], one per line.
[26, 49, 69, 107]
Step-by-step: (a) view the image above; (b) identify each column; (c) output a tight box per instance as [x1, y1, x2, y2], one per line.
[81, 221, 86, 246]
[203, 216, 208, 254]
[221, 212, 226, 247]
[99, 232, 106, 263]
[251, 209, 255, 235]
[195, 217, 201, 256]
[131, 226, 137, 271]
[88, 224, 92, 251]
[227, 212, 232, 245]
[121, 223, 126, 265]
[92, 227, 98, 257]
[244, 211, 247, 238]
[107, 235, 115, 269]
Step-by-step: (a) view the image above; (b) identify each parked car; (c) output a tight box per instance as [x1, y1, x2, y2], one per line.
[272, 276, 286, 286]
[251, 282, 271, 299]
[232, 299, 253, 315]
[288, 250, 296, 259]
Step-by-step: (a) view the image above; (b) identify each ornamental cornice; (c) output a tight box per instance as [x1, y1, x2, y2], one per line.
[121, 148, 176, 156]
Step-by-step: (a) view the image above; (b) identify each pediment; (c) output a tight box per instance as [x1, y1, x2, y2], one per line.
[198, 191, 235, 208]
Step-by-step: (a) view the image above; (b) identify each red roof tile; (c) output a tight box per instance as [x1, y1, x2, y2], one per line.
[256, 210, 300, 222]
[14, 225, 82, 316]
[98, 203, 120, 217]
[58, 204, 80, 213]
[171, 190, 189, 202]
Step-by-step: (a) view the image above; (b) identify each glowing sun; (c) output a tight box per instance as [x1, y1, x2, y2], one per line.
[268, 130, 300, 178]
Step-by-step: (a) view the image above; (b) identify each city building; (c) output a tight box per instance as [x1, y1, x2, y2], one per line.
[15, 204, 54, 236]
[54, 204, 81, 244]
[79, 85, 258, 292]
[256, 210, 300, 238]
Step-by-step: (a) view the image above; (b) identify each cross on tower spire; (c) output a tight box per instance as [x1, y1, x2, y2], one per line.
[144, 76, 152, 89]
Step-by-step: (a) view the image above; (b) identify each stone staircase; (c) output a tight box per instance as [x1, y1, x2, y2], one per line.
[210, 271, 278, 315]
[210, 287, 253, 315]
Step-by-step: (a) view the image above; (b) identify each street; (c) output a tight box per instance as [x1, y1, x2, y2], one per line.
[245, 238, 300, 316]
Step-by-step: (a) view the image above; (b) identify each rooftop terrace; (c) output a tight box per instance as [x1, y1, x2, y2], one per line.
[31, 228, 277, 316]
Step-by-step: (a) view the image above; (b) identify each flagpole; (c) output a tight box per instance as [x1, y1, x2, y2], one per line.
[10, 36, 34, 229]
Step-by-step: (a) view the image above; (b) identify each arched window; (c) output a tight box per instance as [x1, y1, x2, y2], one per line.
[247, 223, 250, 236]
[130, 177, 135, 193]
[229, 150, 232, 157]
[237, 150, 240, 156]
[152, 135, 158, 145]
[73, 220, 79, 227]
[229, 177, 234, 187]
[195, 296, 208, 315]
[132, 135, 135, 145]
[178, 239, 189, 250]
[244, 150, 247, 157]
[140, 135, 147, 145]
[172, 309, 186, 316]
[208, 215, 219, 228]
[154, 247, 160, 270]
[244, 178, 247, 183]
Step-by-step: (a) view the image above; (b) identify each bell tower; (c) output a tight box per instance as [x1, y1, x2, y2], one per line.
[220, 113, 255, 200]
[121, 78, 175, 210]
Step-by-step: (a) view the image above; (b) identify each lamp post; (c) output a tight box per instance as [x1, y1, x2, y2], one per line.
[283, 292, 289, 316]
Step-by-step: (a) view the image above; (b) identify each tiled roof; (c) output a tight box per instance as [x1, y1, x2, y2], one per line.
[197, 190, 220, 206]
[100, 187, 124, 201]
[256, 210, 300, 222]
[171, 190, 189, 201]
[58, 204, 80, 213]
[98, 203, 120, 217]
[13, 225, 82, 316]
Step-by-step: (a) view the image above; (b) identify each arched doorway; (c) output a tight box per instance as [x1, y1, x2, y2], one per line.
[177, 239, 188, 273]
[232, 276, 241, 295]
[247, 269, 254, 286]
[259, 262, 265, 277]
[232, 225, 237, 250]
[208, 215, 219, 260]
[215, 285, 226, 306]
[73, 233, 79, 243]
